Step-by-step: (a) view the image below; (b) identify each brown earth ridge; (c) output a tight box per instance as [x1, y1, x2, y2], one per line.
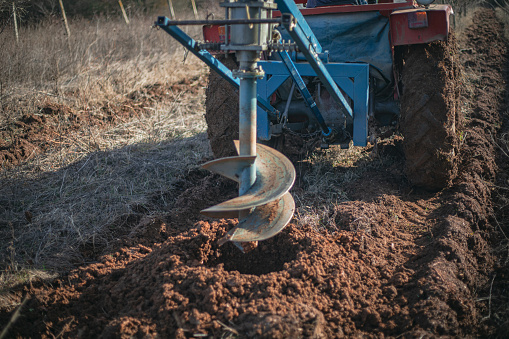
[1, 7, 509, 338]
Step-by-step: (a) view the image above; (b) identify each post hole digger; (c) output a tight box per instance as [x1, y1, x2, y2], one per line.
[155, 0, 458, 249]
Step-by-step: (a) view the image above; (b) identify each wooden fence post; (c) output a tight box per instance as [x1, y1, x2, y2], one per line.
[12, 2, 19, 43]
[118, 0, 130, 25]
[167, 0, 175, 19]
[191, 0, 198, 19]
[58, 0, 71, 37]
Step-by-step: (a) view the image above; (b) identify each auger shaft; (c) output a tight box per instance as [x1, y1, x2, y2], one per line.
[238, 55, 258, 197]
[235, 57, 259, 250]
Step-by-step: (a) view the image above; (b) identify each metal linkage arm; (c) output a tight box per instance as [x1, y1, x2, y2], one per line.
[277, 50, 331, 136]
[279, 13, 353, 119]
[156, 16, 279, 119]
[156, 18, 282, 26]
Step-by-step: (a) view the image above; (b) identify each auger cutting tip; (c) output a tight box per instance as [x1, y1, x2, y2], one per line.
[218, 192, 295, 244]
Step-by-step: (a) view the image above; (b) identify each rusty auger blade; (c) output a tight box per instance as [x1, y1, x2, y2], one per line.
[217, 192, 295, 245]
[200, 142, 296, 244]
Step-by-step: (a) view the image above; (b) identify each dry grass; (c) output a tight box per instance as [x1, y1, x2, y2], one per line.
[0, 8, 214, 292]
[291, 142, 386, 233]
[0, 101, 209, 266]
[0, 11, 202, 123]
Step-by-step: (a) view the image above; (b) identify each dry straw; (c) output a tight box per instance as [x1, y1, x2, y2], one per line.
[0, 9, 208, 291]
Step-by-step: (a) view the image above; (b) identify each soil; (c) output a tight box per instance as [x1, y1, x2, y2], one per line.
[1, 8, 509, 338]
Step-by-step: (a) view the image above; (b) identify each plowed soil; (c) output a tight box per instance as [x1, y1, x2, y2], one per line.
[1, 8, 509, 338]
[0, 78, 205, 169]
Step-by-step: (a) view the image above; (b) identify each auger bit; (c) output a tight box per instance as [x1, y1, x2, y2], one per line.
[198, 0, 297, 251]
[201, 142, 295, 250]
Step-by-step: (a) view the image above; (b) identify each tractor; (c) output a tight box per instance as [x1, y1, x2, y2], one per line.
[156, 0, 459, 248]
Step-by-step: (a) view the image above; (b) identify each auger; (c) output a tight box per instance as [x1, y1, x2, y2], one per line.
[198, 0, 296, 249]
[157, 0, 298, 250]
[156, 0, 458, 247]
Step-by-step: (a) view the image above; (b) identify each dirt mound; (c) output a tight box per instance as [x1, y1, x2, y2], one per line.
[1, 8, 508, 339]
[0, 221, 427, 337]
[457, 8, 509, 336]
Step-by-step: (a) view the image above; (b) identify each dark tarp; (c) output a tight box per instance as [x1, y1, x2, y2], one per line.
[279, 11, 393, 86]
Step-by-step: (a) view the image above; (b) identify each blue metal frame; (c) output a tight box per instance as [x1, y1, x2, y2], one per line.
[257, 61, 369, 146]
[156, 11, 369, 147]
[156, 16, 279, 119]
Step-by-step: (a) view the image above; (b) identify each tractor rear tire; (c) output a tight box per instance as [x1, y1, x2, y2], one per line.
[399, 36, 462, 191]
[205, 54, 239, 158]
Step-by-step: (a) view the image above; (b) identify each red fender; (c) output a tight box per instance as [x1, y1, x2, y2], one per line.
[390, 5, 453, 46]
